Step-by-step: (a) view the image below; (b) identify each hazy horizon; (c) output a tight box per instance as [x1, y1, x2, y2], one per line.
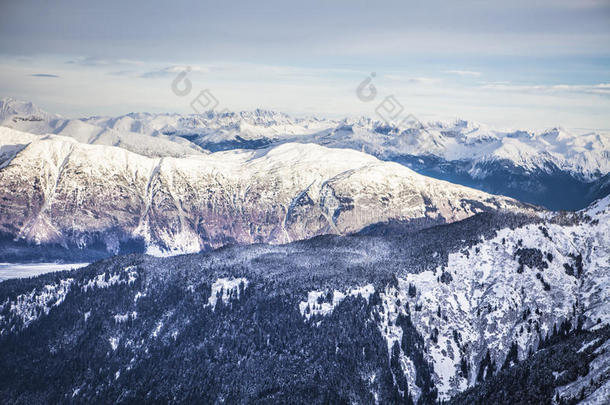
[1, 0, 609, 130]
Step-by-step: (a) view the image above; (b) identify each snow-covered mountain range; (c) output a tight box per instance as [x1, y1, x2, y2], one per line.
[112, 110, 608, 183]
[117, 111, 609, 210]
[0, 126, 527, 259]
[0, 98, 205, 158]
[2, 97, 607, 210]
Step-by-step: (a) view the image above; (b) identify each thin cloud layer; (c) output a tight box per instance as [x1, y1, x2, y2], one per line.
[30, 73, 60, 78]
[444, 70, 481, 77]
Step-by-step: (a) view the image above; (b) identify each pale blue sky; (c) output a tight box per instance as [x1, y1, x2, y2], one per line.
[0, 0, 609, 129]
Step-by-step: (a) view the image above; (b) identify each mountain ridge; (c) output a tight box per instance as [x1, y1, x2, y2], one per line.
[2, 97, 607, 210]
[0, 126, 530, 260]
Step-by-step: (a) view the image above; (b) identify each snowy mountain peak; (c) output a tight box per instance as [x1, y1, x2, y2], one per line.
[0, 97, 59, 121]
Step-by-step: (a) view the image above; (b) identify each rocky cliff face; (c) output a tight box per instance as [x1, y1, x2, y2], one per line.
[0, 127, 527, 258]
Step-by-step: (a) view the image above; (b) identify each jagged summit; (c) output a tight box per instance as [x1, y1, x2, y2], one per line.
[0, 97, 205, 158]
[0, 97, 60, 120]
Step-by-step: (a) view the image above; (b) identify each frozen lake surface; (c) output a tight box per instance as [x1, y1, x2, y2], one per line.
[0, 262, 89, 281]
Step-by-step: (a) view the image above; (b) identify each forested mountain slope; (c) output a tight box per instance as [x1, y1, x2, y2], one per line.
[0, 196, 607, 403]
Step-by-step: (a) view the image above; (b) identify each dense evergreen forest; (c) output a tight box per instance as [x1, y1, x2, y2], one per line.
[0, 211, 607, 404]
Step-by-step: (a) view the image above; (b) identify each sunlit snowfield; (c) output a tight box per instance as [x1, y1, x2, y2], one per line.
[0, 263, 88, 281]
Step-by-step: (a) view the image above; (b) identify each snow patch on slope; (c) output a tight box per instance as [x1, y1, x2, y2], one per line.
[299, 284, 375, 320]
[206, 278, 249, 310]
[0, 278, 74, 334]
[114, 311, 137, 323]
[82, 266, 138, 292]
